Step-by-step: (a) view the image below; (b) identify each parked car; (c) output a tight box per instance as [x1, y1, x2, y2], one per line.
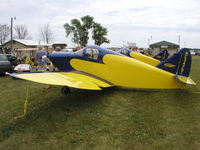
[0, 54, 13, 75]
[195, 51, 200, 55]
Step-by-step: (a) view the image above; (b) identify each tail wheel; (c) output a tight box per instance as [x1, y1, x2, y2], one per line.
[61, 86, 71, 94]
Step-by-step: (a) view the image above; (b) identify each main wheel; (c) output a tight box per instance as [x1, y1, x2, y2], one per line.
[61, 86, 71, 94]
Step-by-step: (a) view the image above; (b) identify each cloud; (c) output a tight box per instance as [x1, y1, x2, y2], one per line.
[0, 0, 200, 48]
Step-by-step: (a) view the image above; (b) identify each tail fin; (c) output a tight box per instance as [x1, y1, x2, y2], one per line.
[156, 48, 192, 77]
[153, 49, 169, 61]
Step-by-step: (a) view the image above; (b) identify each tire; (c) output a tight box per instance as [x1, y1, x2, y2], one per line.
[61, 86, 71, 94]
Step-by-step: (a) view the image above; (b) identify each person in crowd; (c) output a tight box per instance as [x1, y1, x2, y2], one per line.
[36, 46, 47, 71]
[52, 46, 62, 53]
[30, 57, 38, 71]
[23, 56, 33, 66]
[31, 57, 37, 66]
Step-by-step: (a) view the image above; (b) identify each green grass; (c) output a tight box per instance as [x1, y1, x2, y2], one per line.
[0, 56, 200, 150]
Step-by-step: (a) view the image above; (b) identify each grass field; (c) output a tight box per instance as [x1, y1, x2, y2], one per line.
[0, 57, 200, 150]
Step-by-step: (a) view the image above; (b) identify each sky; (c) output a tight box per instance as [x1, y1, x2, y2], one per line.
[1, 0, 200, 48]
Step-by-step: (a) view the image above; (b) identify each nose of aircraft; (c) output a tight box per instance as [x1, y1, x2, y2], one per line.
[48, 52, 76, 71]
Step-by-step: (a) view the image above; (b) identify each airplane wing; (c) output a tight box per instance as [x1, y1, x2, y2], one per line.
[10, 71, 113, 90]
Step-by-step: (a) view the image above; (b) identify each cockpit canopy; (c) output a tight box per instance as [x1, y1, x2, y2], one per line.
[75, 47, 100, 60]
[116, 48, 131, 56]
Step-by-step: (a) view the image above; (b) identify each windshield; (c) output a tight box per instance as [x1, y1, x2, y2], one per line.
[75, 49, 84, 57]
[0, 55, 8, 61]
[119, 48, 130, 56]
[84, 48, 99, 60]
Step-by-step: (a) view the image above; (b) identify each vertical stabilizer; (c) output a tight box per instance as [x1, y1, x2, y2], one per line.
[156, 48, 192, 77]
[153, 49, 169, 61]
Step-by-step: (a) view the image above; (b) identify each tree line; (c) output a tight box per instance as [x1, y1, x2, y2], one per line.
[0, 15, 110, 47]
[0, 23, 54, 45]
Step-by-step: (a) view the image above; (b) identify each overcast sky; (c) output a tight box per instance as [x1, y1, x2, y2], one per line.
[1, 0, 200, 48]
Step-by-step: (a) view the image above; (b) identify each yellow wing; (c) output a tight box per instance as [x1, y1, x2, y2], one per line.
[130, 52, 160, 66]
[10, 71, 113, 90]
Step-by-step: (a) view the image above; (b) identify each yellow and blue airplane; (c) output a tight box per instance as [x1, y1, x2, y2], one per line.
[153, 49, 169, 61]
[10, 45, 195, 93]
[117, 48, 169, 66]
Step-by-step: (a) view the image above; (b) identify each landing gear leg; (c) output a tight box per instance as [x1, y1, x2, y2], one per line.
[61, 86, 71, 94]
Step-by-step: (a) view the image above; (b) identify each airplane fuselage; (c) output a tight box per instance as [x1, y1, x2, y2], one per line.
[49, 46, 186, 89]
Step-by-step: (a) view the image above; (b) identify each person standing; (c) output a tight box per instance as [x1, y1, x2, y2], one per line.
[36, 46, 47, 71]
[52, 46, 61, 53]
[23, 55, 33, 66]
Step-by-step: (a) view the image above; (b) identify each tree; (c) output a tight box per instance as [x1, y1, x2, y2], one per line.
[64, 19, 82, 45]
[0, 24, 10, 44]
[64, 15, 94, 47]
[14, 24, 31, 39]
[92, 22, 110, 46]
[39, 24, 54, 44]
[64, 15, 109, 46]
[79, 15, 94, 47]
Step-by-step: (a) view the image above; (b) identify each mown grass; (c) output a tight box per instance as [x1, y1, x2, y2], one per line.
[0, 56, 200, 150]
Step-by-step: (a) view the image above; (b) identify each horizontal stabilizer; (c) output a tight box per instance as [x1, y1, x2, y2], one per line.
[175, 75, 196, 85]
